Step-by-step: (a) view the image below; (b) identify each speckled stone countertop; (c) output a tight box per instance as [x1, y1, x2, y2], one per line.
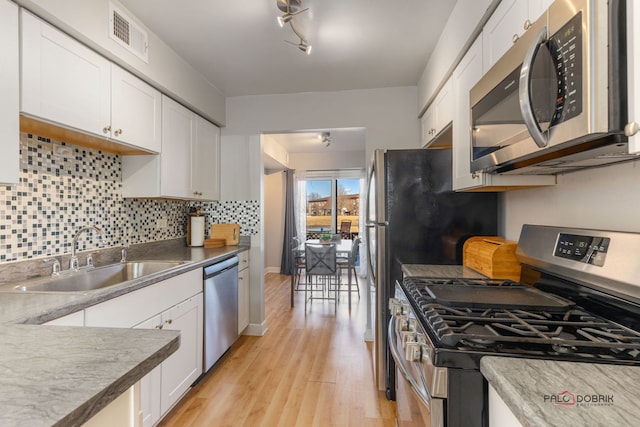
[402, 264, 486, 279]
[481, 356, 640, 427]
[0, 239, 248, 427]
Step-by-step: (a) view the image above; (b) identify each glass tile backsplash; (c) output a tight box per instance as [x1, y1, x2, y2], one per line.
[0, 134, 258, 262]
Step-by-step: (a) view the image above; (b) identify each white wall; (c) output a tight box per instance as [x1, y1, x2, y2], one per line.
[502, 160, 640, 240]
[15, 0, 225, 125]
[289, 151, 366, 170]
[224, 86, 421, 163]
[264, 172, 285, 273]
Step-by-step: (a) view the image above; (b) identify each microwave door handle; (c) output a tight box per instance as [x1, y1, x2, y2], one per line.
[519, 25, 550, 148]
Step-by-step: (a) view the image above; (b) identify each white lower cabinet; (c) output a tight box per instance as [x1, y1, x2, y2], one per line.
[159, 294, 203, 415]
[134, 315, 162, 427]
[85, 269, 203, 426]
[43, 310, 85, 326]
[489, 384, 523, 427]
[83, 384, 141, 427]
[238, 250, 250, 334]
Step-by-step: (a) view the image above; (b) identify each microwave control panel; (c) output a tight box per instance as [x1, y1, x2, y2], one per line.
[554, 233, 610, 267]
[548, 12, 583, 125]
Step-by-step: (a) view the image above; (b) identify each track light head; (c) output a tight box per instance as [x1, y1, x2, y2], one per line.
[277, 8, 308, 27]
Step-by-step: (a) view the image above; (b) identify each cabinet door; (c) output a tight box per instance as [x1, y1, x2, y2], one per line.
[21, 10, 111, 137]
[160, 293, 203, 415]
[238, 267, 249, 334]
[161, 96, 193, 198]
[134, 315, 163, 427]
[482, 0, 528, 71]
[0, 0, 19, 184]
[192, 116, 221, 201]
[434, 77, 453, 133]
[111, 65, 162, 153]
[528, 0, 554, 24]
[420, 107, 436, 147]
[452, 37, 485, 191]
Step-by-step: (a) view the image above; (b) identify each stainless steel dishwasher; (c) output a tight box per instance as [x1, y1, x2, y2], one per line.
[203, 255, 239, 372]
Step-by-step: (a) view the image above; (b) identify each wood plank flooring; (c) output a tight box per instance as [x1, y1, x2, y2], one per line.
[158, 273, 396, 427]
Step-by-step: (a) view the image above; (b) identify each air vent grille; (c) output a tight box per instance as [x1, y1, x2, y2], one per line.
[112, 10, 130, 45]
[109, 3, 148, 63]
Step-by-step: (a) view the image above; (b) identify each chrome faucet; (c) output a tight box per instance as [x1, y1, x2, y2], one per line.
[70, 226, 103, 271]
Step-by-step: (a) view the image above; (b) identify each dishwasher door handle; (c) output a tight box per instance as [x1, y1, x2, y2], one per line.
[204, 256, 239, 279]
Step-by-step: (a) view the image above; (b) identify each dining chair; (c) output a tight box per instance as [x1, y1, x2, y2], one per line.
[292, 236, 306, 291]
[339, 220, 352, 239]
[304, 242, 339, 312]
[337, 236, 361, 298]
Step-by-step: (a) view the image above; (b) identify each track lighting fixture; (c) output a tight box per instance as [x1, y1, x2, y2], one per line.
[276, 0, 311, 55]
[277, 8, 308, 27]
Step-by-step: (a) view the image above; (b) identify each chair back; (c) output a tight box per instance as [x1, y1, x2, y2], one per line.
[339, 220, 352, 238]
[350, 237, 361, 262]
[305, 243, 337, 275]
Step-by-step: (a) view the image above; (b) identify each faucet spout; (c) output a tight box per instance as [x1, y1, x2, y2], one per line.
[70, 226, 103, 271]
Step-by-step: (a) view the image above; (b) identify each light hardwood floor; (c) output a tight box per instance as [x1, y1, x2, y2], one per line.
[158, 272, 396, 427]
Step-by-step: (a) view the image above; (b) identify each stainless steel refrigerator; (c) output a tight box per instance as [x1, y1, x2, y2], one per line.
[365, 148, 497, 400]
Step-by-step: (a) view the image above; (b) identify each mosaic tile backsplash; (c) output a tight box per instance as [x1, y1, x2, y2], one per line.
[0, 134, 259, 262]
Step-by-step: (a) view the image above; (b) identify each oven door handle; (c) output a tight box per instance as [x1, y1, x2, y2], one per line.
[388, 316, 432, 411]
[519, 25, 550, 148]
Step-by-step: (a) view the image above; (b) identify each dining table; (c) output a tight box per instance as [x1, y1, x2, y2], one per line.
[291, 239, 354, 308]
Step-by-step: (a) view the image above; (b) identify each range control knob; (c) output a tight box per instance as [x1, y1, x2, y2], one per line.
[396, 316, 417, 333]
[389, 298, 409, 316]
[405, 333, 428, 362]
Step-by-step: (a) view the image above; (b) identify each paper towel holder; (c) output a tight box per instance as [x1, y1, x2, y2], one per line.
[187, 206, 205, 247]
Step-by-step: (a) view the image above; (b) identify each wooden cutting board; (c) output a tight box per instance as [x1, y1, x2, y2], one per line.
[210, 223, 240, 245]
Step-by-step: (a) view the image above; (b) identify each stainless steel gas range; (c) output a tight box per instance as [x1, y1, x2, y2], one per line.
[389, 225, 640, 427]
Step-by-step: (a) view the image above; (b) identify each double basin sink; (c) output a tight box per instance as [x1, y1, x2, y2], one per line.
[2, 261, 189, 294]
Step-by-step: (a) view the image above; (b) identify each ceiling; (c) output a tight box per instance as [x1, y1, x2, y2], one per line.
[118, 0, 457, 156]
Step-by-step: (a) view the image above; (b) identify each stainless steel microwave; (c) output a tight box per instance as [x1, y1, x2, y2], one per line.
[470, 0, 635, 175]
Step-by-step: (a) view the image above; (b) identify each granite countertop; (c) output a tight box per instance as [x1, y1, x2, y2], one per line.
[0, 240, 248, 426]
[402, 264, 486, 279]
[481, 356, 640, 427]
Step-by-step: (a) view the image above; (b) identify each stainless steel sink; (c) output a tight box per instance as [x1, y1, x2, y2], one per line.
[5, 261, 188, 293]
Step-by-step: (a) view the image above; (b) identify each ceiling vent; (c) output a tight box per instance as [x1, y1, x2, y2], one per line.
[109, 3, 149, 63]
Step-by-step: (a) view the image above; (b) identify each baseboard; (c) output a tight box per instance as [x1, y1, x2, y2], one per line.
[264, 266, 281, 274]
[242, 321, 268, 336]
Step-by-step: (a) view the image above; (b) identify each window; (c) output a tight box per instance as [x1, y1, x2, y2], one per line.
[303, 177, 361, 239]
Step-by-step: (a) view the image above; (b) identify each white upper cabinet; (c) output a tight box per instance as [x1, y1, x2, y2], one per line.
[421, 78, 453, 148]
[452, 37, 485, 190]
[20, 10, 161, 153]
[482, 0, 529, 72]
[122, 96, 220, 200]
[482, 0, 554, 72]
[160, 96, 193, 198]
[21, 10, 110, 138]
[192, 116, 221, 201]
[111, 65, 162, 152]
[0, 0, 19, 185]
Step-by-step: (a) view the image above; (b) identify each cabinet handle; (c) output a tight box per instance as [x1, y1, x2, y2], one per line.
[512, 33, 519, 44]
[103, 125, 111, 134]
[114, 128, 123, 136]
[523, 19, 531, 30]
[165, 319, 173, 325]
[155, 324, 164, 329]
[624, 122, 640, 137]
